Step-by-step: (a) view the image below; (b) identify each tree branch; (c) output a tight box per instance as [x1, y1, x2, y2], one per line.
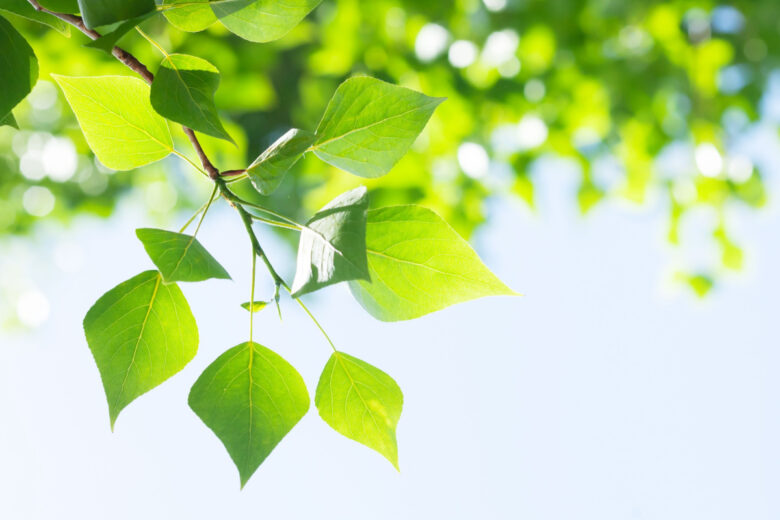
[26, 0, 289, 287]
[27, 0, 218, 177]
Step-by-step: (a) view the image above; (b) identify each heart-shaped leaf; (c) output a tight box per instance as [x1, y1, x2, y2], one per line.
[349, 205, 517, 321]
[53, 75, 173, 170]
[316, 352, 403, 469]
[77, 0, 156, 29]
[136, 228, 231, 283]
[0, 15, 38, 120]
[291, 186, 370, 297]
[189, 342, 310, 488]
[84, 271, 199, 428]
[150, 53, 234, 143]
[311, 76, 444, 178]
[212, 0, 322, 43]
[246, 129, 315, 195]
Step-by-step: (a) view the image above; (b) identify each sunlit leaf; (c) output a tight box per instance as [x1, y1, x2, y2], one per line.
[150, 53, 233, 143]
[76, 0, 156, 29]
[161, 0, 217, 32]
[136, 228, 231, 283]
[349, 205, 517, 321]
[0, 15, 38, 120]
[311, 76, 444, 178]
[315, 352, 402, 469]
[212, 0, 322, 43]
[0, 0, 70, 34]
[1, 112, 18, 129]
[83, 271, 198, 428]
[189, 342, 310, 488]
[240, 300, 270, 313]
[291, 186, 370, 297]
[53, 75, 173, 170]
[246, 128, 315, 195]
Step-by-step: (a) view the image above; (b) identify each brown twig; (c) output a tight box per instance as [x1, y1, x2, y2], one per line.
[27, 0, 218, 177]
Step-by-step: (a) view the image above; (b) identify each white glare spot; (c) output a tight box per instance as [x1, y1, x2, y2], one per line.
[415, 24, 449, 62]
[482, 29, 519, 67]
[482, 0, 507, 12]
[22, 186, 55, 217]
[457, 142, 490, 179]
[28, 81, 58, 111]
[726, 155, 753, 183]
[17, 290, 50, 327]
[43, 137, 78, 182]
[694, 143, 723, 178]
[516, 115, 548, 150]
[448, 40, 479, 68]
[524, 79, 546, 102]
[498, 58, 521, 78]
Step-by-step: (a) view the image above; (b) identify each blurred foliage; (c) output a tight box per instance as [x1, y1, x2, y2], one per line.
[2, 0, 779, 292]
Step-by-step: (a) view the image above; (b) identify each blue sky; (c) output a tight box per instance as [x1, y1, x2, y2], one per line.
[1, 161, 777, 519]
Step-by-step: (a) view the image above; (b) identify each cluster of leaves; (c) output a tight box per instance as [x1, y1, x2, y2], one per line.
[2, 2, 778, 296]
[1, 0, 516, 486]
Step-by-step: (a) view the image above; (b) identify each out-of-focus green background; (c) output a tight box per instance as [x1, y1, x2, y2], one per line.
[1, 0, 779, 295]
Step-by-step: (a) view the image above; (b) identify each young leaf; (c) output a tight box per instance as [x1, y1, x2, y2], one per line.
[136, 228, 231, 283]
[150, 54, 234, 143]
[189, 342, 310, 488]
[85, 11, 157, 54]
[349, 205, 517, 321]
[311, 76, 444, 178]
[161, 0, 217, 32]
[1, 112, 18, 129]
[0, 15, 38, 120]
[241, 301, 270, 313]
[76, 0, 156, 29]
[212, 0, 322, 43]
[246, 129, 315, 195]
[290, 186, 370, 297]
[83, 271, 198, 429]
[315, 352, 403, 469]
[0, 0, 70, 34]
[53, 75, 173, 170]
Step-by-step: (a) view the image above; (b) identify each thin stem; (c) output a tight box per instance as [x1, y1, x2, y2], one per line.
[192, 184, 219, 237]
[135, 26, 169, 57]
[172, 150, 208, 177]
[294, 297, 338, 353]
[250, 214, 300, 231]
[249, 249, 257, 343]
[229, 195, 304, 229]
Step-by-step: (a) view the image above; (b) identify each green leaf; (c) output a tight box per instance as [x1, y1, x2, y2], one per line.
[246, 128, 315, 195]
[290, 186, 370, 298]
[136, 228, 231, 283]
[84, 11, 156, 53]
[0, 15, 38, 120]
[53, 75, 173, 170]
[0, 1, 70, 34]
[349, 205, 517, 321]
[311, 76, 444, 178]
[161, 0, 217, 32]
[150, 53, 233, 143]
[240, 301, 270, 313]
[83, 271, 198, 429]
[76, 0, 156, 29]
[315, 352, 402, 469]
[212, 0, 322, 43]
[1, 112, 18, 129]
[39, 0, 80, 13]
[189, 342, 310, 488]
